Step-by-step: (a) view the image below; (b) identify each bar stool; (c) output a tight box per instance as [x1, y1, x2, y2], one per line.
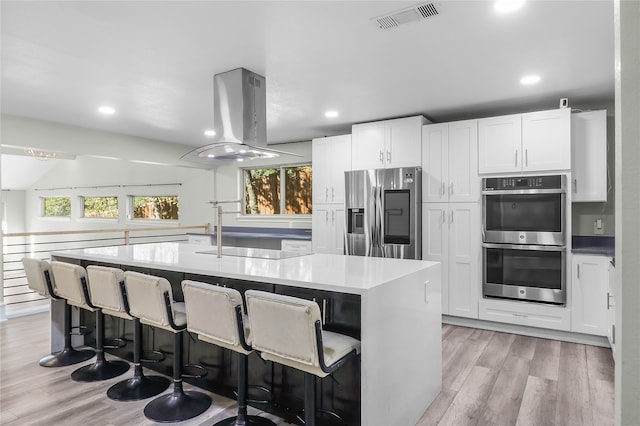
[245, 290, 361, 426]
[85, 265, 171, 401]
[50, 261, 130, 382]
[21, 258, 95, 367]
[182, 280, 276, 426]
[124, 271, 211, 422]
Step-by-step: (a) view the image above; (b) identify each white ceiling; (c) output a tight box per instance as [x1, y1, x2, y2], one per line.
[1, 1, 614, 149]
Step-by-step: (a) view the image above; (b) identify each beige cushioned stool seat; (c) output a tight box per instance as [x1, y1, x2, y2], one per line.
[22, 258, 57, 298]
[86, 265, 133, 320]
[51, 261, 96, 312]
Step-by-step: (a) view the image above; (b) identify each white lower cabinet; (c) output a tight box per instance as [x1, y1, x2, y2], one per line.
[478, 298, 571, 331]
[571, 254, 609, 336]
[312, 204, 345, 254]
[423, 202, 480, 318]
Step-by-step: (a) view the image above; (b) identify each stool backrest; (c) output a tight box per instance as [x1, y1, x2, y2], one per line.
[86, 265, 126, 313]
[182, 280, 246, 350]
[50, 261, 91, 308]
[124, 271, 175, 328]
[245, 290, 322, 368]
[22, 258, 55, 298]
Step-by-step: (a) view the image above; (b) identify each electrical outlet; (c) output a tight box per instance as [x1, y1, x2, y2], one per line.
[594, 218, 604, 235]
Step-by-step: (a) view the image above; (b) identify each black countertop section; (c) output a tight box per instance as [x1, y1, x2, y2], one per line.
[189, 226, 312, 241]
[572, 235, 615, 258]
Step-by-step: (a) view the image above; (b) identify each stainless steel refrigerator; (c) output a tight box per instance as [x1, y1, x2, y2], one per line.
[344, 167, 421, 259]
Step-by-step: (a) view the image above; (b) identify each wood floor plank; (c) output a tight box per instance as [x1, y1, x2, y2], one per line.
[508, 335, 537, 360]
[515, 375, 558, 426]
[438, 366, 499, 426]
[476, 332, 516, 370]
[477, 355, 531, 426]
[416, 388, 457, 426]
[556, 341, 594, 426]
[529, 337, 561, 381]
[443, 331, 493, 391]
[586, 344, 615, 382]
[589, 377, 615, 426]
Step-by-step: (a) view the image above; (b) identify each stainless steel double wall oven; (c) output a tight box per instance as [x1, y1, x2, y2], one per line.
[482, 175, 567, 305]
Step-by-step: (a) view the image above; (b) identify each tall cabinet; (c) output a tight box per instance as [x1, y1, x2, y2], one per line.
[312, 135, 351, 254]
[422, 120, 481, 318]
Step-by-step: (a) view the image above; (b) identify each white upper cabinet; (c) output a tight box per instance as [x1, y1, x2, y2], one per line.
[422, 120, 479, 203]
[478, 114, 522, 174]
[352, 116, 427, 170]
[522, 108, 571, 172]
[571, 110, 607, 202]
[478, 109, 571, 174]
[312, 134, 351, 205]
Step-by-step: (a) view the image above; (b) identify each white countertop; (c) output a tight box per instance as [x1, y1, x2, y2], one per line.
[51, 242, 438, 295]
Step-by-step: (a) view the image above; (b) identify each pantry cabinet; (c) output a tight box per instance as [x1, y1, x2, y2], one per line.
[422, 119, 479, 203]
[312, 134, 351, 204]
[571, 254, 609, 336]
[312, 204, 345, 255]
[478, 109, 571, 174]
[351, 115, 427, 170]
[571, 110, 608, 202]
[423, 202, 480, 318]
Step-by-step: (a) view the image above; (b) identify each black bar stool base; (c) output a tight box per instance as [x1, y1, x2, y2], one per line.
[214, 415, 276, 426]
[107, 375, 171, 401]
[144, 390, 211, 423]
[39, 347, 95, 368]
[71, 359, 130, 382]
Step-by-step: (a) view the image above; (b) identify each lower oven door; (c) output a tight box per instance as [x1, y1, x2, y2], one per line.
[483, 243, 566, 305]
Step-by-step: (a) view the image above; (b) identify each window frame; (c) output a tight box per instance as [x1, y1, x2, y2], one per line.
[241, 162, 312, 217]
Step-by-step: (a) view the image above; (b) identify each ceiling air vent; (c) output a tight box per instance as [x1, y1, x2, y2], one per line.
[373, 2, 441, 31]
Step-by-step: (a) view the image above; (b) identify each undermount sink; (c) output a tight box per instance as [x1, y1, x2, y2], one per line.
[197, 246, 312, 260]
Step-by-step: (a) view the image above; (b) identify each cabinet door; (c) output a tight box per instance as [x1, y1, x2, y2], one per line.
[422, 123, 448, 202]
[423, 204, 449, 314]
[330, 206, 346, 255]
[448, 120, 479, 203]
[448, 203, 480, 319]
[312, 205, 333, 253]
[351, 123, 385, 170]
[607, 262, 616, 358]
[312, 135, 352, 204]
[571, 254, 608, 336]
[478, 114, 522, 174]
[386, 118, 422, 168]
[522, 108, 571, 172]
[572, 110, 607, 202]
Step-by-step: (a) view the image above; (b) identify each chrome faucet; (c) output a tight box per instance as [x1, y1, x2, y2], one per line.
[208, 200, 242, 258]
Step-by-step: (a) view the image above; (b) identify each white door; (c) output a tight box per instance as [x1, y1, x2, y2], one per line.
[571, 254, 608, 336]
[522, 108, 571, 172]
[448, 203, 480, 318]
[423, 203, 449, 314]
[448, 119, 479, 203]
[312, 205, 333, 253]
[422, 123, 448, 202]
[351, 123, 385, 170]
[478, 114, 522, 174]
[386, 119, 422, 168]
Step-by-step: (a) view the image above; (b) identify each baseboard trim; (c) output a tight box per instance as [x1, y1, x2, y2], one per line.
[443, 314, 610, 347]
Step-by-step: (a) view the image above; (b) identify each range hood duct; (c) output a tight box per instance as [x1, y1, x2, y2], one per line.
[182, 67, 299, 164]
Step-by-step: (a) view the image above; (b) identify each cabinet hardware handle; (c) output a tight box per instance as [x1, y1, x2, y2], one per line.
[512, 313, 529, 318]
[525, 149, 528, 167]
[515, 150, 518, 168]
[612, 324, 615, 344]
[450, 182, 454, 196]
[331, 187, 335, 201]
[325, 187, 329, 201]
[577, 264, 580, 279]
[379, 150, 384, 163]
[325, 211, 329, 223]
[451, 210, 454, 223]
[331, 210, 335, 223]
[574, 179, 578, 194]
[387, 151, 391, 163]
[442, 210, 445, 224]
[322, 299, 327, 325]
[607, 292, 613, 309]
[442, 183, 445, 196]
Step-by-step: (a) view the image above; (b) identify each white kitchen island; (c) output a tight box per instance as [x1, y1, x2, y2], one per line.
[51, 242, 442, 426]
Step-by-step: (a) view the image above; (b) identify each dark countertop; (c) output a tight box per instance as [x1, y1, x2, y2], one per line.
[189, 226, 312, 241]
[571, 235, 615, 258]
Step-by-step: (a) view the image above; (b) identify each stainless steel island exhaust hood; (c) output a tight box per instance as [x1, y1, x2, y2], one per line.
[182, 68, 298, 164]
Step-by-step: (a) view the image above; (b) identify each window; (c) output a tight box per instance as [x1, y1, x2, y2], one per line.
[43, 197, 71, 217]
[131, 196, 179, 220]
[243, 165, 312, 215]
[82, 196, 119, 218]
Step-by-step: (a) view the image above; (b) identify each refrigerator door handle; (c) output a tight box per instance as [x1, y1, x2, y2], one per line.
[375, 186, 385, 257]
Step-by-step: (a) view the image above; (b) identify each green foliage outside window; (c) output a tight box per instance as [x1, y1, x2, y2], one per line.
[43, 197, 71, 217]
[132, 196, 179, 220]
[244, 165, 312, 215]
[83, 196, 119, 218]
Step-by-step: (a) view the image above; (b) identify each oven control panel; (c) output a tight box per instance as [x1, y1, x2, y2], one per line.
[483, 175, 564, 191]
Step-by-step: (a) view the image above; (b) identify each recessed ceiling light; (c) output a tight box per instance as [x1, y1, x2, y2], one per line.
[325, 110, 339, 118]
[520, 74, 541, 85]
[204, 129, 216, 137]
[207, 154, 215, 158]
[98, 105, 115, 115]
[494, 0, 525, 14]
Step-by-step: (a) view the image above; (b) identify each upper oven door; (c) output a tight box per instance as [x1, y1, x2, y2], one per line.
[482, 188, 566, 245]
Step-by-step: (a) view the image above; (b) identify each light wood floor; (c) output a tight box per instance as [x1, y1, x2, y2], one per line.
[1, 313, 614, 426]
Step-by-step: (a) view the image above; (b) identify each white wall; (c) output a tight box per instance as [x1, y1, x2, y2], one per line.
[1, 190, 26, 233]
